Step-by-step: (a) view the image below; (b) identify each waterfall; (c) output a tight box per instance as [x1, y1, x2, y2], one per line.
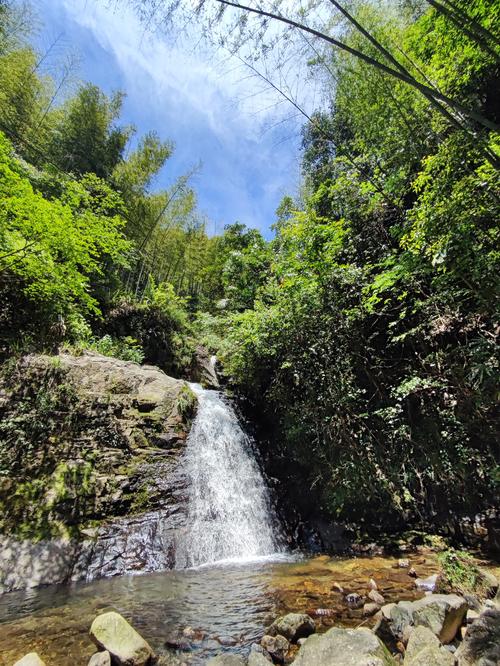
[175, 384, 283, 568]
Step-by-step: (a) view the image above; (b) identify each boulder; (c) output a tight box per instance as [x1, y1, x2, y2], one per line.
[405, 645, 455, 665]
[260, 634, 289, 663]
[267, 613, 316, 642]
[88, 652, 111, 666]
[13, 654, 46, 666]
[292, 627, 396, 665]
[368, 589, 385, 605]
[412, 594, 467, 643]
[415, 574, 438, 591]
[455, 608, 500, 665]
[404, 626, 440, 661]
[90, 611, 154, 666]
[206, 656, 246, 666]
[247, 643, 272, 665]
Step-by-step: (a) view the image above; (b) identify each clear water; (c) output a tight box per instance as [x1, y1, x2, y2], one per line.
[175, 385, 283, 568]
[0, 553, 441, 665]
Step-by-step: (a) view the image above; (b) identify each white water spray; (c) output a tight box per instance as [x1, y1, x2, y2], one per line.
[175, 384, 282, 568]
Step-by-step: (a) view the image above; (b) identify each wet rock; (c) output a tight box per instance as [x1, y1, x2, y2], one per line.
[90, 611, 154, 666]
[364, 602, 380, 616]
[260, 634, 289, 663]
[293, 626, 396, 665]
[268, 613, 315, 642]
[408, 567, 418, 578]
[368, 589, 385, 605]
[88, 652, 111, 666]
[398, 559, 410, 568]
[455, 608, 500, 665]
[190, 345, 219, 389]
[415, 574, 438, 591]
[13, 654, 46, 666]
[248, 643, 272, 665]
[412, 594, 467, 643]
[345, 592, 364, 608]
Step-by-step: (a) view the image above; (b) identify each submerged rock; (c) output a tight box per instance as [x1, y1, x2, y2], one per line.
[267, 613, 316, 642]
[90, 611, 154, 666]
[206, 656, 246, 666]
[292, 626, 396, 665]
[13, 654, 46, 666]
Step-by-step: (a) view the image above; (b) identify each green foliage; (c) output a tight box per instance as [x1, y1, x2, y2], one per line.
[437, 549, 489, 597]
[218, 0, 499, 532]
[0, 131, 130, 338]
[82, 334, 145, 364]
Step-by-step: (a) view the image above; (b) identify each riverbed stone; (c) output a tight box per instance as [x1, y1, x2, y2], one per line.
[292, 626, 396, 665]
[13, 654, 46, 666]
[268, 613, 316, 642]
[363, 602, 380, 616]
[90, 611, 154, 666]
[368, 589, 385, 605]
[206, 656, 246, 666]
[88, 651, 111, 666]
[412, 594, 467, 643]
[260, 634, 289, 662]
[455, 608, 500, 665]
[248, 645, 272, 666]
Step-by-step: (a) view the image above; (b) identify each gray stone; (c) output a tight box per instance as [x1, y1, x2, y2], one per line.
[13, 654, 46, 666]
[412, 594, 467, 643]
[90, 611, 154, 666]
[369, 589, 385, 605]
[405, 645, 455, 666]
[88, 652, 112, 666]
[206, 656, 246, 666]
[479, 570, 499, 597]
[248, 643, 272, 664]
[260, 634, 289, 663]
[404, 625, 440, 661]
[390, 601, 415, 638]
[455, 608, 500, 666]
[381, 603, 396, 620]
[293, 627, 396, 665]
[268, 613, 316, 642]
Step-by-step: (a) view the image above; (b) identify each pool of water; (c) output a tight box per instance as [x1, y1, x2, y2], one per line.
[0, 551, 439, 665]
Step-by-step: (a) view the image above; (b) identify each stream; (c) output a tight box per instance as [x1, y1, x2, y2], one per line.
[0, 383, 441, 665]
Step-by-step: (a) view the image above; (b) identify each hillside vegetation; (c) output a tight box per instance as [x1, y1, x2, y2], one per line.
[0, 0, 498, 538]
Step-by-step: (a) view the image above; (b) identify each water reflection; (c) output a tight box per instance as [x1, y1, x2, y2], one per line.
[0, 553, 439, 666]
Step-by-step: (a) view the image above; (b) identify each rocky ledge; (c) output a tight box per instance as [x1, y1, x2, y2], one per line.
[0, 351, 197, 593]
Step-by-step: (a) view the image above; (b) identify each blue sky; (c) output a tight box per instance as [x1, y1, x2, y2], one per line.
[33, 0, 308, 237]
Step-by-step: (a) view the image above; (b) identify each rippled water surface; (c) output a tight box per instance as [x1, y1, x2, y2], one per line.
[0, 552, 441, 665]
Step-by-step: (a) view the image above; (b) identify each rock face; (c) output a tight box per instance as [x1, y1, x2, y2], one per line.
[292, 627, 395, 666]
[268, 613, 316, 642]
[90, 611, 154, 666]
[0, 352, 197, 592]
[189, 344, 219, 388]
[13, 654, 46, 666]
[455, 608, 500, 665]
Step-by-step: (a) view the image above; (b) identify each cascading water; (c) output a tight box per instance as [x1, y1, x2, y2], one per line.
[175, 383, 283, 568]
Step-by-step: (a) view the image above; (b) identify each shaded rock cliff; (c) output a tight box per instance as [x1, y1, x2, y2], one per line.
[0, 352, 197, 592]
